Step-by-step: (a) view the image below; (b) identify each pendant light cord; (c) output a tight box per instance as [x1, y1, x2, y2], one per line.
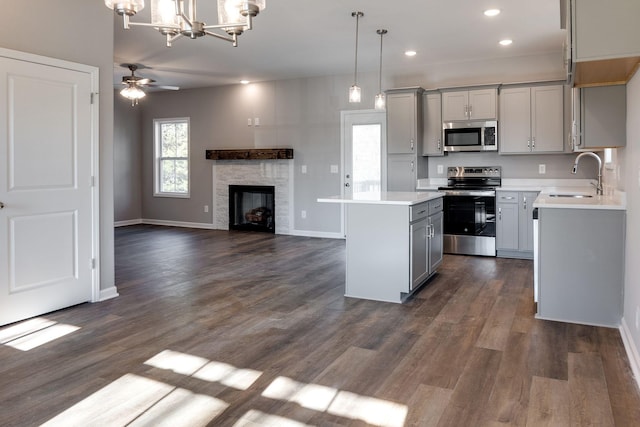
[378, 30, 384, 93]
[352, 12, 363, 86]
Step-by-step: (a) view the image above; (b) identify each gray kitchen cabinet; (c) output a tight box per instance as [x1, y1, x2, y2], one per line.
[411, 199, 444, 290]
[496, 192, 519, 252]
[496, 190, 538, 259]
[538, 207, 624, 327]
[387, 154, 416, 192]
[386, 87, 423, 154]
[422, 92, 444, 156]
[334, 194, 444, 303]
[386, 87, 428, 191]
[572, 0, 640, 62]
[572, 85, 626, 150]
[442, 88, 497, 121]
[499, 85, 564, 154]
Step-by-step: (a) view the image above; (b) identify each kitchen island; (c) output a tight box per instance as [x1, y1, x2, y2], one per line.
[533, 189, 626, 327]
[318, 192, 444, 303]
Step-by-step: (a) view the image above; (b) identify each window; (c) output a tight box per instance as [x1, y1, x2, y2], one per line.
[153, 118, 190, 197]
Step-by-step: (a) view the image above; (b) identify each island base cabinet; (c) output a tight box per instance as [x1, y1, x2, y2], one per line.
[537, 208, 624, 327]
[344, 199, 442, 303]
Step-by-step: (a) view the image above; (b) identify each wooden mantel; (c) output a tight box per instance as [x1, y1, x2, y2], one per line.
[205, 148, 294, 160]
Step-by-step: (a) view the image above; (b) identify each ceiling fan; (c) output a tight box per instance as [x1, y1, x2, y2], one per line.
[119, 64, 179, 105]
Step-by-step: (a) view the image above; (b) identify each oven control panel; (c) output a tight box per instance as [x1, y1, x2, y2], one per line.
[447, 166, 502, 178]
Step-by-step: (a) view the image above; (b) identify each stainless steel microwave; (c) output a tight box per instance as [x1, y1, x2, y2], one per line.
[443, 120, 498, 152]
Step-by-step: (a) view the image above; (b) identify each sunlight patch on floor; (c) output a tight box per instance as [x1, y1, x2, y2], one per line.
[0, 317, 80, 351]
[145, 349, 262, 390]
[261, 376, 408, 427]
[41, 373, 228, 427]
[233, 409, 313, 427]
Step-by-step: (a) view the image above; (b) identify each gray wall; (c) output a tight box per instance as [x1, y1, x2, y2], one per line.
[0, 1, 115, 291]
[136, 72, 381, 234]
[114, 94, 143, 222]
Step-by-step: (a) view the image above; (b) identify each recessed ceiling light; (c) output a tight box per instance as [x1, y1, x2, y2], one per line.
[405, 50, 417, 57]
[499, 39, 513, 46]
[240, 80, 250, 84]
[484, 9, 501, 17]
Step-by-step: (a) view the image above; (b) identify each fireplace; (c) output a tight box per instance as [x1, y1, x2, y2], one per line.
[229, 185, 275, 233]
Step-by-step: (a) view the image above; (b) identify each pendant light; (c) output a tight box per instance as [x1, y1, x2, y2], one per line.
[374, 29, 388, 110]
[349, 11, 363, 103]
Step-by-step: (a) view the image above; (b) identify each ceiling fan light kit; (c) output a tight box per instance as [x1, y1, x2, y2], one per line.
[105, 0, 266, 47]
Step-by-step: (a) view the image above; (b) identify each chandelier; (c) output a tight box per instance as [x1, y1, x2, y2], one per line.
[105, 0, 266, 47]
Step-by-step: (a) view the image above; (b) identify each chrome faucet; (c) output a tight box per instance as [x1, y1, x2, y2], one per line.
[572, 151, 603, 195]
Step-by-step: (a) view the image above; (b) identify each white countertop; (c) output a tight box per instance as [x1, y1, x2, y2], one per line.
[533, 187, 626, 210]
[318, 191, 443, 206]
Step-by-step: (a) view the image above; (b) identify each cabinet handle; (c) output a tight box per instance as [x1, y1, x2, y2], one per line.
[527, 139, 531, 150]
[411, 161, 414, 172]
[532, 137, 536, 149]
[437, 139, 441, 151]
[418, 210, 427, 215]
[523, 197, 527, 210]
[410, 140, 415, 151]
[498, 207, 502, 220]
[468, 104, 472, 118]
[502, 196, 515, 200]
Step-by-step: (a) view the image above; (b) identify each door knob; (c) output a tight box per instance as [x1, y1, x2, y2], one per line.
[345, 183, 350, 187]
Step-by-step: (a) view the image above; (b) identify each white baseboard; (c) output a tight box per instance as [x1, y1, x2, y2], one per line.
[141, 219, 216, 230]
[98, 286, 119, 301]
[288, 229, 345, 239]
[114, 219, 143, 227]
[620, 318, 640, 390]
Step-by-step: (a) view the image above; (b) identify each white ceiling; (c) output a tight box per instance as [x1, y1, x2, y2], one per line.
[112, 0, 566, 90]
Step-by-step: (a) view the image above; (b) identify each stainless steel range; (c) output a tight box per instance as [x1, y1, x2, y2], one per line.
[438, 166, 501, 256]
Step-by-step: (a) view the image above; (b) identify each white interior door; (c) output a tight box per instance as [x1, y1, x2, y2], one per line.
[0, 51, 96, 326]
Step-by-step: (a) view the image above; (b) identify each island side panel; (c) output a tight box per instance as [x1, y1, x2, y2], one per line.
[345, 203, 409, 303]
[538, 208, 625, 327]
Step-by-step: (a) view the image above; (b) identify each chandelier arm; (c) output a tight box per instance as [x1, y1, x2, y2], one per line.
[204, 30, 236, 44]
[202, 21, 248, 31]
[167, 32, 184, 47]
[126, 21, 181, 30]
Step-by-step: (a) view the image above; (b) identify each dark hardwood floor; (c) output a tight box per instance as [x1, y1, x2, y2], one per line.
[1, 224, 639, 426]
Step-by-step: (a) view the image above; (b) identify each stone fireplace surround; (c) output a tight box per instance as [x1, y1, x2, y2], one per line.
[212, 159, 293, 234]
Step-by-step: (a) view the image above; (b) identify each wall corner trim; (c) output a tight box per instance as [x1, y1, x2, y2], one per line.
[620, 318, 640, 391]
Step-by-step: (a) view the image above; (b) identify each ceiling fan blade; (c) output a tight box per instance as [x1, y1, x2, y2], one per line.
[136, 78, 155, 85]
[148, 84, 180, 91]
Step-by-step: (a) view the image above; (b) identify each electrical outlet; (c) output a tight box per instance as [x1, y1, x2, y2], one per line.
[301, 210, 307, 219]
[330, 165, 339, 174]
[538, 164, 546, 174]
[247, 118, 252, 126]
[204, 205, 209, 213]
[437, 164, 444, 174]
[301, 165, 307, 174]
[254, 117, 260, 126]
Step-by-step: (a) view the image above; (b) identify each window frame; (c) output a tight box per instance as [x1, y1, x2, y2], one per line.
[153, 117, 191, 198]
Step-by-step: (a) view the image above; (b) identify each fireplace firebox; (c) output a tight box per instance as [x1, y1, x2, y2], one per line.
[229, 185, 275, 233]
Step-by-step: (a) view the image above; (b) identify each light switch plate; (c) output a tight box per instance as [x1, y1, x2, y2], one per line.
[330, 165, 339, 174]
[301, 165, 307, 174]
[539, 164, 546, 174]
[437, 164, 444, 174]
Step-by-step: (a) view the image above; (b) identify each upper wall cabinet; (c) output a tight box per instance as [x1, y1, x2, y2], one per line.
[442, 88, 497, 122]
[568, 0, 640, 86]
[422, 92, 444, 156]
[386, 87, 424, 154]
[572, 85, 626, 150]
[499, 85, 564, 154]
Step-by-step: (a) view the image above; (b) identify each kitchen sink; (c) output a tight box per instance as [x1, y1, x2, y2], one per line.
[548, 194, 593, 198]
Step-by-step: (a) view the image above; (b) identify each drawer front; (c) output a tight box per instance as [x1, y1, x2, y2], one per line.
[497, 191, 519, 204]
[411, 202, 430, 222]
[428, 198, 444, 215]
